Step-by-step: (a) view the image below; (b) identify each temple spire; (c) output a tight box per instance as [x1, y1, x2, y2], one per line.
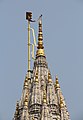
[13, 12, 71, 120]
[36, 16, 45, 57]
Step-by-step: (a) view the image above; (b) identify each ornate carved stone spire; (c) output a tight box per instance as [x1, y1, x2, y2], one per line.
[36, 17, 45, 57]
[13, 13, 71, 120]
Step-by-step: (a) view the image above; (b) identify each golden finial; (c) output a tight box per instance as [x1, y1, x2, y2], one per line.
[43, 89, 47, 103]
[55, 75, 60, 89]
[48, 71, 52, 83]
[60, 96, 64, 108]
[38, 19, 43, 48]
[36, 15, 45, 57]
[24, 93, 28, 106]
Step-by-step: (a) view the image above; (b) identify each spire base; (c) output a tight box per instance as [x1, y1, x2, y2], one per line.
[36, 49, 45, 57]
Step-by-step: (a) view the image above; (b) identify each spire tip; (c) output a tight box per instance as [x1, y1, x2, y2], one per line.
[36, 15, 45, 57]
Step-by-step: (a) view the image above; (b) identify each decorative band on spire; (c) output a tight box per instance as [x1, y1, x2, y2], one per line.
[36, 16, 45, 57]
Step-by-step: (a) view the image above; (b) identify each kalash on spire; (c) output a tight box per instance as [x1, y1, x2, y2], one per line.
[13, 12, 70, 120]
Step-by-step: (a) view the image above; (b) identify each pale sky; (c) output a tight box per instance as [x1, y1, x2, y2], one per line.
[0, 0, 83, 120]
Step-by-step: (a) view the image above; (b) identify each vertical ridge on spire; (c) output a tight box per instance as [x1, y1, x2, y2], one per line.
[14, 101, 19, 120]
[35, 67, 39, 82]
[23, 76, 28, 89]
[43, 89, 47, 104]
[24, 93, 28, 107]
[60, 96, 64, 108]
[20, 92, 29, 120]
[48, 71, 52, 83]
